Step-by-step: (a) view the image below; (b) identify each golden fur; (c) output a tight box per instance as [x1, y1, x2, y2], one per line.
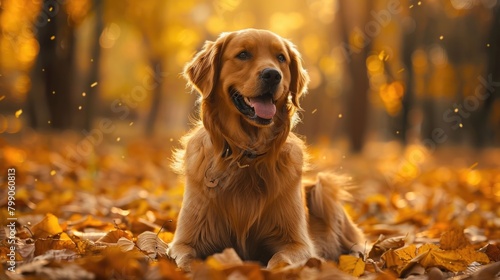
[168, 29, 364, 271]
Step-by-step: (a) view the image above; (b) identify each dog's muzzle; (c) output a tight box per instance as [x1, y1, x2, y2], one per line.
[230, 68, 282, 126]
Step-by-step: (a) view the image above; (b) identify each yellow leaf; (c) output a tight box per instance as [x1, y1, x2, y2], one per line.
[395, 244, 417, 262]
[34, 233, 77, 256]
[97, 229, 133, 243]
[381, 249, 405, 271]
[338, 255, 365, 277]
[440, 226, 469, 250]
[456, 245, 490, 265]
[31, 213, 63, 239]
[369, 235, 406, 260]
[416, 243, 489, 272]
[158, 231, 174, 243]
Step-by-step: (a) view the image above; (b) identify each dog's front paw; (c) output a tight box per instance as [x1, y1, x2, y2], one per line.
[168, 243, 196, 271]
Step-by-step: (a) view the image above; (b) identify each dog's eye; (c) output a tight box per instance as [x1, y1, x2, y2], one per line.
[236, 51, 251, 60]
[277, 54, 286, 63]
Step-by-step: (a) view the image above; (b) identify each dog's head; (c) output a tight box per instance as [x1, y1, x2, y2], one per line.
[184, 29, 309, 128]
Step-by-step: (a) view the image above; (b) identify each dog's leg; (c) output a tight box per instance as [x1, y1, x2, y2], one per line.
[167, 242, 196, 271]
[265, 187, 317, 269]
[168, 187, 210, 271]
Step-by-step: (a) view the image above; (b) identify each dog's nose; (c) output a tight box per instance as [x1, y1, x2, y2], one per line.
[260, 68, 282, 86]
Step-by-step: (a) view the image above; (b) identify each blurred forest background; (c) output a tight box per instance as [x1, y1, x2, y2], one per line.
[0, 0, 499, 152]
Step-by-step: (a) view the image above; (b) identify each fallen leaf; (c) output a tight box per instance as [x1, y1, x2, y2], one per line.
[484, 243, 500, 262]
[417, 243, 489, 272]
[34, 233, 77, 256]
[136, 231, 169, 258]
[381, 249, 405, 272]
[369, 234, 406, 261]
[338, 254, 365, 277]
[209, 248, 243, 267]
[157, 258, 189, 280]
[30, 213, 64, 239]
[440, 226, 469, 250]
[96, 229, 133, 244]
[117, 237, 135, 252]
[469, 261, 500, 280]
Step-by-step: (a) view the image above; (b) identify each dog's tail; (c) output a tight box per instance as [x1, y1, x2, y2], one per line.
[305, 172, 365, 260]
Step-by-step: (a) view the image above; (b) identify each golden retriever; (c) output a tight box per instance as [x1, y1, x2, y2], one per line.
[168, 29, 364, 271]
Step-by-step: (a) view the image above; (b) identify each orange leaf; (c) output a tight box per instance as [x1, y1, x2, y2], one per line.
[381, 249, 405, 271]
[157, 259, 189, 280]
[34, 233, 77, 256]
[338, 255, 365, 277]
[97, 229, 133, 244]
[394, 244, 417, 262]
[440, 226, 469, 250]
[417, 243, 489, 272]
[31, 213, 63, 239]
[369, 235, 406, 260]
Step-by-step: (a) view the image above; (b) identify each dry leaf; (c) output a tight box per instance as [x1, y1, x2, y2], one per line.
[157, 258, 189, 280]
[395, 244, 418, 262]
[440, 226, 469, 250]
[484, 243, 500, 262]
[30, 213, 64, 239]
[369, 234, 406, 260]
[117, 237, 135, 252]
[209, 248, 243, 267]
[417, 243, 489, 272]
[469, 261, 500, 280]
[79, 247, 147, 279]
[136, 231, 169, 258]
[381, 249, 405, 272]
[96, 229, 133, 244]
[338, 254, 365, 277]
[34, 233, 77, 256]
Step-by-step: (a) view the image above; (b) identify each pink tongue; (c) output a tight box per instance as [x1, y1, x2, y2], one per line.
[249, 98, 276, 119]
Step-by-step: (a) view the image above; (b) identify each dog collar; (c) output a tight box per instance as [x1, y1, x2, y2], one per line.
[222, 141, 266, 159]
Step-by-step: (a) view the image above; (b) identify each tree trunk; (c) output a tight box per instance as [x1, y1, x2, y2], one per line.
[83, 0, 103, 131]
[337, 0, 373, 153]
[28, 0, 76, 130]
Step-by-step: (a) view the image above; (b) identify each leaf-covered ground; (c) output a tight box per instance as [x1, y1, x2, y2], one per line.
[1, 132, 499, 279]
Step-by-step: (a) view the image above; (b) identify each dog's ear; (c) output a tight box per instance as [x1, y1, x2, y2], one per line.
[184, 33, 231, 99]
[285, 39, 309, 109]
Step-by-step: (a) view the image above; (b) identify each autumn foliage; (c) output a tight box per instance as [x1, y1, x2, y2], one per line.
[1, 136, 499, 279]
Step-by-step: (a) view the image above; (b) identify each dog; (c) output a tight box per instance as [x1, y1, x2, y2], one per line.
[168, 29, 364, 271]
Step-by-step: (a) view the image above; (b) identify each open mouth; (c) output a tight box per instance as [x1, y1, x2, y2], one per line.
[230, 88, 276, 126]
